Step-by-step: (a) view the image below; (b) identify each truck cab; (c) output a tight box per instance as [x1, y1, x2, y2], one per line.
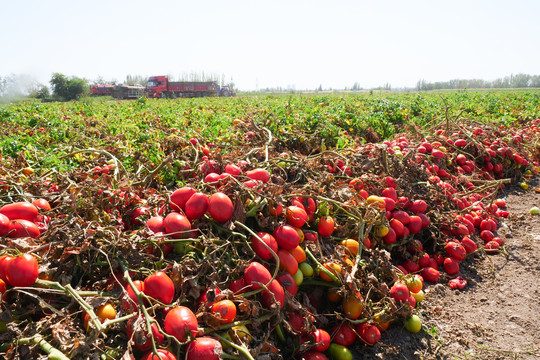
[146, 76, 168, 98]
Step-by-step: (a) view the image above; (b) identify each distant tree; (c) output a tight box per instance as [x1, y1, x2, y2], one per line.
[125, 75, 147, 86]
[50, 73, 88, 101]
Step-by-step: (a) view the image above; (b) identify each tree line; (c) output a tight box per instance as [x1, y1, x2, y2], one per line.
[416, 73, 540, 91]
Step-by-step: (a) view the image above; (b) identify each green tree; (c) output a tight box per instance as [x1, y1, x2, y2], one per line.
[50, 73, 88, 101]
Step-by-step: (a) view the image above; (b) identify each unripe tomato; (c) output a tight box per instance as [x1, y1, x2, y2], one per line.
[185, 337, 223, 360]
[406, 274, 423, 293]
[0, 202, 39, 222]
[299, 262, 314, 277]
[6, 253, 39, 287]
[328, 343, 353, 360]
[317, 216, 335, 236]
[144, 271, 175, 304]
[210, 300, 237, 324]
[340, 239, 359, 256]
[208, 192, 234, 223]
[405, 315, 422, 333]
[164, 306, 198, 342]
[319, 262, 341, 282]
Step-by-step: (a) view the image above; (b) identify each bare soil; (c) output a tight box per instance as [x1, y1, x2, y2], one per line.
[355, 181, 540, 360]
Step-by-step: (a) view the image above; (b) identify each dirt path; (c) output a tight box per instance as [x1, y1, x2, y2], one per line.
[356, 181, 540, 360]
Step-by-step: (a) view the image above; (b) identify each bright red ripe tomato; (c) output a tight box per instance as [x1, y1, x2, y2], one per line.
[229, 277, 247, 294]
[210, 299, 237, 324]
[164, 305, 198, 342]
[185, 192, 209, 220]
[127, 316, 164, 351]
[185, 337, 223, 360]
[261, 279, 285, 309]
[273, 225, 300, 250]
[146, 216, 165, 234]
[0, 214, 10, 236]
[246, 168, 270, 183]
[224, 164, 242, 177]
[389, 282, 409, 302]
[140, 349, 177, 360]
[392, 210, 410, 225]
[277, 249, 299, 275]
[286, 206, 308, 228]
[32, 198, 51, 211]
[310, 328, 331, 352]
[0, 202, 39, 222]
[389, 218, 405, 237]
[443, 257, 460, 275]
[0, 255, 14, 283]
[421, 267, 440, 283]
[208, 192, 234, 223]
[408, 215, 422, 234]
[252, 232, 278, 260]
[144, 271, 175, 304]
[164, 213, 191, 239]
[170, 187, 196, 212]
[244, 262, 272, 290]
[6, 253, 39, 287]
[461, 237, 478, 254]
[445, 241, 466, 261]
[317, 216, 335, 237]
[8, 219, 40, 239]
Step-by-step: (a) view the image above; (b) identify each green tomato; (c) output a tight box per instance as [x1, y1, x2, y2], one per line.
[292, 268, 304, 286]
[299, 262, 314, 277]
[530, 206, 540, 215]
[328, 343, 353, 360]
[405, 315, 422, 333]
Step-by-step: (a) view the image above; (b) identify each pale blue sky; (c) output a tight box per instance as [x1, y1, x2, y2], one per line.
[1, 0, 539, 90]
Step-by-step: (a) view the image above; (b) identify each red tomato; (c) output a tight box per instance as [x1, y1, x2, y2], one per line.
[0, 202, 39, 222]
[126, 316, 164, 351]
[332, 323, 357, 346]
[421, 267, 440, 283]
[164, 213, 191, 239]
[300, 351, 328, 360]
[461, 236, 478, 254]
[0, 278, 6, 302]
[121, 280, 145, 312]
[164, 306, 198, 342]
[197, 287, 221, 307]
[261, 279, 285, 309]
[244, 262, 272, 290]
[140, 349, 177, 360]
[8, 219, 40, 239]
[0, 213, 10, 236]
[310, 328, 331, 352]
[389, 218, 405, 237]
[170, 187, 196, 212]
[0, 255, 14, 283]
[286, 206, 308, 228]
[277, 249, 299, 275]
[443, 257, 460, 275]
[6, 253, 39, 287]
[317, 216, 335, 236]
[392, 210, 410, 225]
[32, 198, 51, 211]
[144, 271, 175, 305]
[208, 192, 234, 223]
[252, 232, 278, 260]
[224, 163, 242, 177]
[389, 283, 409, 302]
[358, 323, 381, 345]
[146, 216, 165, 234]
[276, 272, 297, 296]
[210, 299, 237, 324]
[185, 337, 223, 360]
[288, 312, 306, 333]
[246, 168, 270, 183]
[273, 225, 300, 250]
[185, 192, 209, 220]
[445, 241, 466, 261]
[408, 215, 422, 234]
[229, 277, 247, 294]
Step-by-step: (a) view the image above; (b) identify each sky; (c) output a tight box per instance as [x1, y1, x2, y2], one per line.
[1, 0, 539, 91]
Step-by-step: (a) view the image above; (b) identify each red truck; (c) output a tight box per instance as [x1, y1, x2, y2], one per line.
[89, 84, 114, 96]
[146, 75, 235, 98]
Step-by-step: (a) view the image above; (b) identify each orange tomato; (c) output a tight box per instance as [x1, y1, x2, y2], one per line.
[83, 303, 117, 331]
[343, 295, 363, 319]
[327, 287, 342, 303]
[341, 239, 359, 256]
[288, 245, 306, 263]
[319, 262, 342, 282]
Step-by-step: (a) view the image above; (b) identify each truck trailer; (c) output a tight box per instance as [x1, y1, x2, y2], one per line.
[146, 76, 235, 98]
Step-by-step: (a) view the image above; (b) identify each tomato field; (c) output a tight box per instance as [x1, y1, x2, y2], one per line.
[1, 90, 540, 360]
